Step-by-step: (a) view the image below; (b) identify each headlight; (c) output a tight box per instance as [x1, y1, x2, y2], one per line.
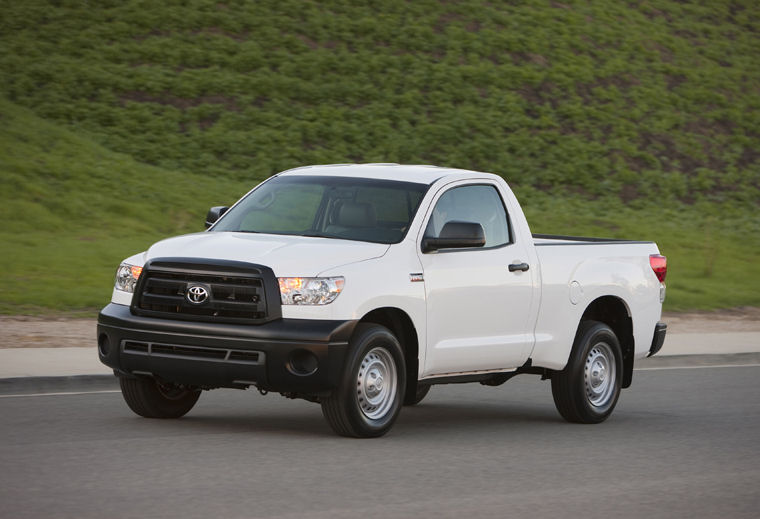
[115, 263, 143, 293]
[278, 277, 344, 305]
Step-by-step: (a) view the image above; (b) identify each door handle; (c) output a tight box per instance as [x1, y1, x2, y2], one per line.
[508, 262, 530, 272]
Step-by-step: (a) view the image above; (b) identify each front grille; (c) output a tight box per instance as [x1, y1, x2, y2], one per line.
[123, 340, 264, 365]
[131, 258, 282, 325]
[139, 272, 265, 319]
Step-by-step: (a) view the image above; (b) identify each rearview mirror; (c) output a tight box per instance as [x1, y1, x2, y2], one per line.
[422, 221, 485, 253]
[205, 206, 229, 229]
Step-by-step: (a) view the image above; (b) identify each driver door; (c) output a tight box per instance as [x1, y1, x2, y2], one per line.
[418, 181, 537, 377]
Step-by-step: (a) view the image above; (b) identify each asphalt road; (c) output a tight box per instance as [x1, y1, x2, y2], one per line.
[1, 365, 759, 519]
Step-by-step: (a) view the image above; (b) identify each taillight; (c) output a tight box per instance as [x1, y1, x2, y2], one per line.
[650, 254, 667, 283]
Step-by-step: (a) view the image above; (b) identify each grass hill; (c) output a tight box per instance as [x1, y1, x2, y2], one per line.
[0, 99, 247, 313]
[0, 0, 759, 313]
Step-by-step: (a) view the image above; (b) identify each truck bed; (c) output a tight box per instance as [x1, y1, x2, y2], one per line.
[528, 234, 662, 370]
[532, 234, 655, 246]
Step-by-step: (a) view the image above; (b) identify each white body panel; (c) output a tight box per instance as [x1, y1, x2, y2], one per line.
[414, 178, 540, 377]
[146, 232, 389, 278]
[530, 242, 662, 370]
[111, 164, 664, 379]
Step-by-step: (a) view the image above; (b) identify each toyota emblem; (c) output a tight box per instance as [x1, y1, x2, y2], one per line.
[186, 285, 209, 304]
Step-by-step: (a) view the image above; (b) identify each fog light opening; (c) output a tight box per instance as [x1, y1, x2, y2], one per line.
[287, 350, 318, 377]
[98, 334, 111, 357]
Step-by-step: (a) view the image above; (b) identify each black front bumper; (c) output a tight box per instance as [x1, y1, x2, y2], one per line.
[97, 303, 357, 393]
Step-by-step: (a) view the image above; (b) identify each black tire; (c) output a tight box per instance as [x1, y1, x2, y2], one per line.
[321, 324, 406, 437]
[404, 383, 430, 406]
[119, 376, 201, 419]
[551, 320, 622, 424]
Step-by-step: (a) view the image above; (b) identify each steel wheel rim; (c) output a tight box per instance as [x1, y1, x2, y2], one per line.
[356, 347, 397, 421]
[584, 342, 616, 408]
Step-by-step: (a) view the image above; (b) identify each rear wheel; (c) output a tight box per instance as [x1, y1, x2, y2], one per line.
[551, 321, 622, 424]
[321, 324, 406, 437]
[119, 376, 201, 419]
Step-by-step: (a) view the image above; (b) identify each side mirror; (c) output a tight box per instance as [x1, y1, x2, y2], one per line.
[205, 206, 229, 229]
[422, 221, 485, 253]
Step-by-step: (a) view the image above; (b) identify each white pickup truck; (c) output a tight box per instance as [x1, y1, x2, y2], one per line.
[97, 164, 667, 437]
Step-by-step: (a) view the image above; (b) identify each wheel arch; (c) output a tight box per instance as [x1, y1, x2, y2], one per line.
[577, 296, 635, 388]
[359, 307, 420, 402]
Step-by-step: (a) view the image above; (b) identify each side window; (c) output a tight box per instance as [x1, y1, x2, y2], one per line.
[424, 184, 511, 248]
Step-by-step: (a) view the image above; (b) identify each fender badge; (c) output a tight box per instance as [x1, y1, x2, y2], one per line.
[409, 273, 424, 283]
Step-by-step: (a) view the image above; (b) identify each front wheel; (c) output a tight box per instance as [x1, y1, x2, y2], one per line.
[119, 376, 201, 419]
[321, 324, 406, 437]
[551, 321, 622, 424]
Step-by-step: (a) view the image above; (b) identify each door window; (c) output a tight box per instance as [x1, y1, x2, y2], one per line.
[424, 184, 511, 248]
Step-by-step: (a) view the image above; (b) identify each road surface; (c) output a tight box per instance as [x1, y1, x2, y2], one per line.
[1, 364, 759, 518]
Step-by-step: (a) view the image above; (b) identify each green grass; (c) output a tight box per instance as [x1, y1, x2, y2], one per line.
[0, 1, 758, 313]
[1, 98, 758, 314]
[1, 1, 758, 203]
[0, 99, 247, 314]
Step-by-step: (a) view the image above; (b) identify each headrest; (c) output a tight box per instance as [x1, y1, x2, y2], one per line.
[334, 201, 377, 228]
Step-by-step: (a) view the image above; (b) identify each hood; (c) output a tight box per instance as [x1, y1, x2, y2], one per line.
[145, 232, 389, 277]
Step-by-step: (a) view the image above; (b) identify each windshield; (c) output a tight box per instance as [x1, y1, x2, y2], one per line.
[211, 175, 429, 244]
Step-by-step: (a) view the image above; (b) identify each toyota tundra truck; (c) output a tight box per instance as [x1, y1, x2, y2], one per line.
[97, 164, 668, 437]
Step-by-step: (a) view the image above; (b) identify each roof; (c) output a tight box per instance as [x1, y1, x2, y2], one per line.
[276, 163, 499, 185]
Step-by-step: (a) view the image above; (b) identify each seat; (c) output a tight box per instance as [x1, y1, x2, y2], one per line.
[327, 201, 377, 229]
[323, 201, 379, 241]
